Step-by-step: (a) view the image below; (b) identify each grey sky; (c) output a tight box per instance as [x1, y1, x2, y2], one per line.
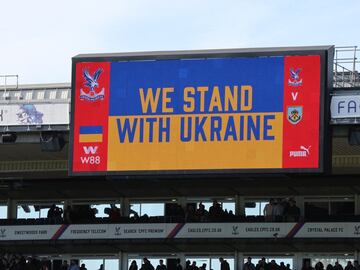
[1, 0, 359, 84]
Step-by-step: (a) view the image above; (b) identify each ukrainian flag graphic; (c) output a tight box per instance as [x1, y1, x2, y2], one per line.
[79, 126, 103, 143]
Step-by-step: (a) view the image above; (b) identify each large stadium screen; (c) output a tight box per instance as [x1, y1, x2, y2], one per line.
[70, 50, 326, 175]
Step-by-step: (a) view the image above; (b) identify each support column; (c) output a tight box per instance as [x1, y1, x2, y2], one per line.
[355, 250, 359, 262]
[235, 195, 245, 216]
[294, 253, 304, 270]
[294, 196, 305, 219]
[7, 199, 17, 219]
[121, 197, 130, 217]
[234, 251, 239, 270]
[354, 194, 360, 215]
[119, 251, 128, 270]
[177, 253, 186, 268]
[177, 197, 187, 209]
[237, 252, 244, 270]
[63, 200, 71, 210]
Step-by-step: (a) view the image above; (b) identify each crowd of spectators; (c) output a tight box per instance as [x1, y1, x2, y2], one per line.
[0, 253, 95, 270]
[166, 199, 300, 223]
[128, 256, 300, 270]
[301, 260, 360, 270]
[263, 198, 301, 222]
[243, 257, 360, 270]
[62, 205, 97, 224]
[0, 254, 358, 270]
[129, 257, 231, 270]
[244, 257, 291, 270]
[47, 204, 63, 224]
[7, 198, 304, 225]
[164, 200, 236, 223]
[0, 252, 50, 270]
[43, 200, 238, 224]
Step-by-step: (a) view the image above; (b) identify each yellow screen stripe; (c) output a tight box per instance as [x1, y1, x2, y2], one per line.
[79, 134, 103, 143]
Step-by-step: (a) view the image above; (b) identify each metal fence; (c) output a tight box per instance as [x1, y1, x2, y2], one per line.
[334, 46, 360, 88]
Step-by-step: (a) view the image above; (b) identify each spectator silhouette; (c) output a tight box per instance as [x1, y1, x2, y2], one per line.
[209, 200, 223, 221]
[156, 259, 167, 270]
[345, 262, 355, 270]
[315, 262, 324, 270]
[140, 258, 154, 270]
[185, 205, 196, 222]
[195, 203, 208, 222]
[285, 199, 301, 222]
[334, 262, 344, 270]
[69, 260, 80, 270]
[61, 260, 69, 270]
[190, 261, 199, 270]
[129, 260, 138, 270]
[354, 261, 360, 270]
[109, 205, 121, 222]
[244, 257, 256, 270]
[302, 260, 313, 270]
[219, 258, 230, 270]
[175, 258, 183, 270]
[186, 260, 191, 270]
[264, 199, 275, 221]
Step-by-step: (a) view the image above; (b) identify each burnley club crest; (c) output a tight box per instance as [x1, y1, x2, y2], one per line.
[287, 106, 302, 125]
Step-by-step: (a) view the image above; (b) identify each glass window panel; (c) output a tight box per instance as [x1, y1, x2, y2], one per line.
[140, 203, 164, 217]
[200, 202, 212, 211]
[305, 202, 329, 217]
[0, 206, 7, 219]
[267, 258, 293, 269]
[79, 259, 103, 270]
[311, 257, 353, 268]
[330, 202, 354, 215]
[149, 258, 166, 268]
[222, 202, 235, 212]
[105, 259, 118, 270]
[130, 204, 141, 217]
[245, 202, 268, 216]
[91, 204, 120, 218]
[187, 258, 210, 270]
[243, 257, 293, 270]
[17, 205, 39, 219]
[40, 205, 63, 218]
[211, 258, 234, 270]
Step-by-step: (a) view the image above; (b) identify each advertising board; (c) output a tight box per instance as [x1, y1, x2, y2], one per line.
[331, 94, 360, 119]
[0, 222, 359, 241]
[70, 47, 331, 175]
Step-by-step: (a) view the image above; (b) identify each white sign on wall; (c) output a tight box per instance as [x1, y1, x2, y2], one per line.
[175, 223, 296, 238]
[0, 225, 59, 241]
[0, 223, 359, 241]
[295, 222, 360, 238]
[108, 223, 176, 239]
[0, 103, 69, 126]
[331, 95, 360, 119]
[58, 223, 178, 240]
[59, 224, 107, 240]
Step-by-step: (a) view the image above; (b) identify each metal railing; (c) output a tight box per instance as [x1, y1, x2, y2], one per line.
[0, 75, 18, 99]
[334, 46, 360, 88]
